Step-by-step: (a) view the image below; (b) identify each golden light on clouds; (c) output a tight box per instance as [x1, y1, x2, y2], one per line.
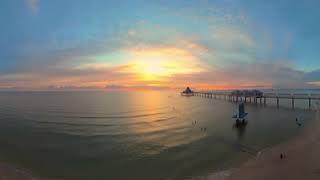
[64, 45, 209, 90]
[120, 46, 207, 81]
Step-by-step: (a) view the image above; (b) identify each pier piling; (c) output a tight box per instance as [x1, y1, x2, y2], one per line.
[260, 98, 262, 104]
[309, 98, 311, 109]
[292, 98, 295, 109]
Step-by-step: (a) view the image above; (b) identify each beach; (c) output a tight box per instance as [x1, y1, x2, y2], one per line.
[219, 108, 320, 180]
[0, 162, 46, 180]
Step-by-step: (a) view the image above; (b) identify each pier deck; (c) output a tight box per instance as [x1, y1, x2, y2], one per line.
[192, 91, 320, 109]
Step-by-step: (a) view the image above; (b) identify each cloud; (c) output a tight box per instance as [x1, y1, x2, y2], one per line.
[306, 81, 320, 86]
[305, 69, 320, 81]
[211, 26, 256, 48]
[168, 61, 320, 90]
[105, 84, 125, 89]
[26, 0, 40, 14]
[1, 58, 319, 91]
[3, 2, 319, 91]
[304, 69, 320, 87]
[105, 84, 170, 91]
[1, 25, 318, 91]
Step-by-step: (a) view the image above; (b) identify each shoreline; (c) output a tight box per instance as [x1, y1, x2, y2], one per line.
[0, 162, 48, 180]
[207, 108, 320, 180]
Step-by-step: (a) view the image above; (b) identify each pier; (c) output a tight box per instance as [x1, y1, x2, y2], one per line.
[191, 90, 320, 109]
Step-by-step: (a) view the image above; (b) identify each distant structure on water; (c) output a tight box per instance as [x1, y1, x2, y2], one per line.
[181, 87, 194, 96]
[183, 88, 320, 109]
[232, 103, 248, 126]
[230, 90, 263, 97]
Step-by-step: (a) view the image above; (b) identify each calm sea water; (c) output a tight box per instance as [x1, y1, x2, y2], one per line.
[0, 91, 317, 179]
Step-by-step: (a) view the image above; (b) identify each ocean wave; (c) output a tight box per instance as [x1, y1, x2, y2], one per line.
[30, 116, 175, 128]
[32, 120, 115, 127]
[46, 106, 170, 116]
[60, 112, 165, 119]
[204, 169, 233, 180]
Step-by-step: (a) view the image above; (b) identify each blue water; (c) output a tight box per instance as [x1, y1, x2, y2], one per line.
[0, 91, 316, 179]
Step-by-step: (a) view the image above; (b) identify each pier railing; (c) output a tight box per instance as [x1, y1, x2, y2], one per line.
[191, 91, 320, 109]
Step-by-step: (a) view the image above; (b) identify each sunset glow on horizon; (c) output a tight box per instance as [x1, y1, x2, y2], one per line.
[1, 0, 320, 91]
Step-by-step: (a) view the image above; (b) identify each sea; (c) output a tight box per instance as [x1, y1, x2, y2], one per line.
[0, 90, 318, 179]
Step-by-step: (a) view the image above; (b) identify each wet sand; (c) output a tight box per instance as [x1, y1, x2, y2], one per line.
[0, 162, 47, 180]
[222, 109, 320, 180]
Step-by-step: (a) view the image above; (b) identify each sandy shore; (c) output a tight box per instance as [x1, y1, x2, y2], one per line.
[213, 108, 320, 180]
[0, 162, 48, 180]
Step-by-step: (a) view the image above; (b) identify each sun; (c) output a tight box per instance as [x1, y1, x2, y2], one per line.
[134, 58, 173, 81]
[120, 46, 207, 82]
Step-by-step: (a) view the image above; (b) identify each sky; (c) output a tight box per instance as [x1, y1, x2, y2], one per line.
[0, 0, 320, 91]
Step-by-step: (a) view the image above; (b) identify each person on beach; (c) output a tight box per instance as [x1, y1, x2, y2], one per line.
[296, 118, 302, 127]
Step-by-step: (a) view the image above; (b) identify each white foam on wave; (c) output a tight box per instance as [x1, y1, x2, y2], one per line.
[204, 169, 234, 180]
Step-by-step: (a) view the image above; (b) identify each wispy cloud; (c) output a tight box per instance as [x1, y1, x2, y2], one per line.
[2, 1, 319, 91]
[26, 0, 39, 14]
[211, 26, 255, 49]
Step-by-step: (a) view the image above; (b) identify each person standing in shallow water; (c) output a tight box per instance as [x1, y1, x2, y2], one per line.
[296, 118, 302, 126]
[280, 154, 283, 159]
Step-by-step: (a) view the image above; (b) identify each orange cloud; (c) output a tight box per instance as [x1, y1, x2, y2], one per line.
[74, 44, 208, 84]
[122, 46, 207, 81]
